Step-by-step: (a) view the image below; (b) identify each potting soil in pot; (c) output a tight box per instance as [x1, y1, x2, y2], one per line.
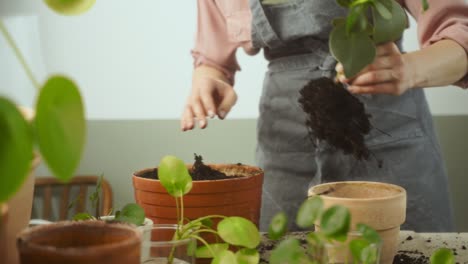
[139, 154, 243, 181]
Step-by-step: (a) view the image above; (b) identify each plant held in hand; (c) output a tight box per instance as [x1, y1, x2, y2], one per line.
[298, 0, 427, 163]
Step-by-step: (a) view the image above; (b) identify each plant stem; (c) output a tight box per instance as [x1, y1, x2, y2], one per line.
[191, 234, 217, 257]
[189, 228, 219, 238]
[175, 197, 181, 235]
[179, 215, 227, 237]
[0, 20, 40, 90]
[180, 196, 184, 228]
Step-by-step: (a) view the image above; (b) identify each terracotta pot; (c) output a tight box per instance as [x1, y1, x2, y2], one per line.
[6, 154, 41, 264]
[0, 204, 9, 263]
[133, 164, 264, 227]
[17, 221, 142, 264]
[308, 181, 406, 264]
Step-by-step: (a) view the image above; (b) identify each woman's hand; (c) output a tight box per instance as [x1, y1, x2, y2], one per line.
[181, 66, 237, 131]
[336, 42, 415, 95]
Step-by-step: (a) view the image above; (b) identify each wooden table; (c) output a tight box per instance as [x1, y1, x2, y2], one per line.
[259, 231, 468, 264]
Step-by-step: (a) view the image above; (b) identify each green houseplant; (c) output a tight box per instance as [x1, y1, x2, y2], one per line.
[147, 155, 261, 264]
[0, 1, 140, 264]
[0, 6, 90, 264]
[268, 196, 383, 264]
[267, 196, 455, 264]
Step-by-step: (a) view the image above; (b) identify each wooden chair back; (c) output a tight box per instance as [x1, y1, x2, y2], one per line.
[33, 175, 113, 221]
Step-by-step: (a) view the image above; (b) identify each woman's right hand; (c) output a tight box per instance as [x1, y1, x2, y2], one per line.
[181, 66, 237, 131]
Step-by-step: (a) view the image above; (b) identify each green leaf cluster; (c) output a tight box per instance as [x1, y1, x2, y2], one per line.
[0, 75, 86, 203]
[268, 196, 382, 264]
[157, 155, 261, 264]
[1, 0, 94, 205]
[330, 0, 408, 77]
[69, 175, 146, 226]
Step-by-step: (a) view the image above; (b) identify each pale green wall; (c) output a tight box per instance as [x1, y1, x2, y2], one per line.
[36, 117, 468, 231]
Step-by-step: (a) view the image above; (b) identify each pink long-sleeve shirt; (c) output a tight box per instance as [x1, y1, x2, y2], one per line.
[192, 0, 468, 87]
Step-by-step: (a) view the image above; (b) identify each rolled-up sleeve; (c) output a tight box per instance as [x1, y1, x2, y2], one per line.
[192, 0, 240, 84]
[402, 0, 468, 88]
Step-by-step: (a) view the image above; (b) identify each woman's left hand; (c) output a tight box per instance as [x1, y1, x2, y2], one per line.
[336, 42, 415, 95]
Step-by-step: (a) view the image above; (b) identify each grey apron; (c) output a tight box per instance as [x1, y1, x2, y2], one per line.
[250, 0, 454, 232]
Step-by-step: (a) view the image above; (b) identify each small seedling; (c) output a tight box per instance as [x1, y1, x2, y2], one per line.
[70, 175, 145, 226]
[158, 155, 261, 264]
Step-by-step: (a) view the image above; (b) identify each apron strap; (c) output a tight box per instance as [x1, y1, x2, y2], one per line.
[250, 0, 284, 49]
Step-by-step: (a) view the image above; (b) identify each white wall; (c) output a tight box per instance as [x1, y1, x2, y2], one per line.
[1, 0, 467, 118]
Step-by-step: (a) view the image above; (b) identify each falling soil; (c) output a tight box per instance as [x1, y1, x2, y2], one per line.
[298, 77, 374, 162]
[138, 154, 242, 181]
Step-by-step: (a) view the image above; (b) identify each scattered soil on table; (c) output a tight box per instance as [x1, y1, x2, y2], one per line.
[138, 154, 243, 181]
[299, 77, 381, 165]
[393, 250, 429, 264]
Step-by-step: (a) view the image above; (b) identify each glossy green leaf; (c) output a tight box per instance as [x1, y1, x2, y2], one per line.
[372, 0, 392, 19]
[356, 223, 381, 244]
[236, 248, 260, 264]
[44, 0, 96, 15]
[430, 248, 455, 264]
[158, 155, 192, 197]
[350, 238, 379, 264]
[114, 203, 145, 226]
[268, 212, 287, 240]
[270, 238, 310, 264]
[211, 250, 237, 264]
[372, 0, 407, 44]
[296, 196, 323, 229]
[195, 243, 229, 258]
[320, 205, 350, 242]
[330, 22, 376, 77]
[35, 76, 86, 182]
[0, 98, 34, 203]
[346, 5, 367, 34]
[377, 0, 393, 10]
[73, 212, 94, 221]
[218, 217, 260, 249]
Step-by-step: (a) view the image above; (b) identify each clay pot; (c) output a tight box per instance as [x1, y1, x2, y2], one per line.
[308, 181, 406, 264]
[17, 221, 142, 264]
[6, 154, 41, 264]
[0, 204, 9, 262]
[133, 164, 264, 227]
